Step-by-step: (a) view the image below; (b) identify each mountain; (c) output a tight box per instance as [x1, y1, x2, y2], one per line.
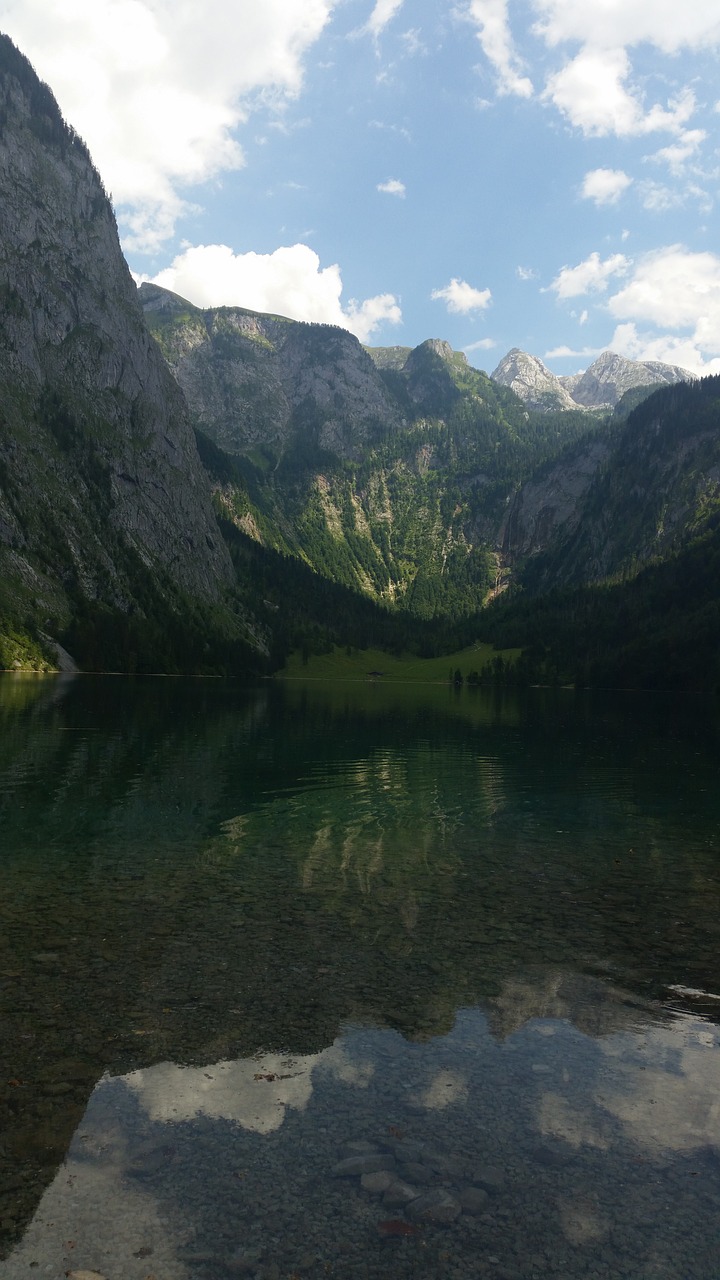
[140, 282, 400, 461]
[491, 347, 694, 413]
[142, 286, 598, 620]
[490, 348, 578, 412]
[0, 35, 715, 687]
[563, 350, 696, 409]
[515, 376, 720, 589]
[0, 38, 264, 673]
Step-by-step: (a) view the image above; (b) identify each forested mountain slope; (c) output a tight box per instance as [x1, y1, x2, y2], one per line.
[514, 377, 720, 591]
[143, 285, 599, 620]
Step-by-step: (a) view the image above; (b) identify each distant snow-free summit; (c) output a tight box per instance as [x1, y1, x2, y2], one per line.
[491, 348, 695, 413]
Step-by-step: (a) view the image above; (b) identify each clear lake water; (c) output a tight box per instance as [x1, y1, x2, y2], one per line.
[0, 673, 719, 1279]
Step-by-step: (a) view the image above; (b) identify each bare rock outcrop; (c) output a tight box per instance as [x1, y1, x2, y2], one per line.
[0, 36, 233, 627]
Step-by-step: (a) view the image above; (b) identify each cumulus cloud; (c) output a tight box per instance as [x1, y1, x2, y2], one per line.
[143, 241, 402, 342]
[466, 0, 533, 98]
[638, 182, 684, 213]
[605, 245, 720, 374]
[609, 323, 720, 373]
[0, 0, 336, 251]
[431, 277, 492, 314]
[544, 49, 697, 139]
[547, 244, 720, 374]
[608, 245, 720, 331]
[549, 252, 630, 299]
[377, 178, 406, 197]
[532, 2, 720, 55]
[651, 129, 707, 173]
[581, 168, 633, 206]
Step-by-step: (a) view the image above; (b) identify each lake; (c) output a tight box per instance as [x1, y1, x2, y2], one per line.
[1, 674, 719, 1279]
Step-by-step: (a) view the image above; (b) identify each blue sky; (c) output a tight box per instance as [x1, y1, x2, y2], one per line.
[3, 0, 720, 374]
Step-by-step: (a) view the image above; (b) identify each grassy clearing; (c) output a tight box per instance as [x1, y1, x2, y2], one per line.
[279, 642, 521, 683]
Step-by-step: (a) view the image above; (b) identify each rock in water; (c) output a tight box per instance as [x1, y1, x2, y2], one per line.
[407, 1188, 462, 1223]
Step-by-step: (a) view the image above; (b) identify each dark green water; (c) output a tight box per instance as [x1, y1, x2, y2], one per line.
[1, 674, 720, 1279]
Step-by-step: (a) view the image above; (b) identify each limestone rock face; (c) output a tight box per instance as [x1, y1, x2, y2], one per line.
[499, 436, 613, 562]
[492, 348, 694, 414]
[491, 348, 578, 412]
[564, 350, 695, 409]
[140, 284, 402, 460]
[0, 37, 233, 624]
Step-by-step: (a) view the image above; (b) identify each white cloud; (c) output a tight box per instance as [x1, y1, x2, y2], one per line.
[516, 265, 538, 280]
[431, 277, 492, 314]
[466, 0, 534, 98]
[606, 245, 720, 373]
[144, 242, 402, 342]
[579, 309, 589, 325]
[361, 0, 405, 40]
[581, 168, 633, 206]
[544, 48, 697, 138]
[544, 344, 602, 359]
[608, 245, 720, 332]
[610, 323, 720, 374]
[377, 178, 406, 197]
[651, 129, 707, 173]
[401, 29, 426, 56]
[0, 0, 336, 251]
[464, 337, 498, 351]
[549, 252, 630, 299]
[532, 2, 720, 55]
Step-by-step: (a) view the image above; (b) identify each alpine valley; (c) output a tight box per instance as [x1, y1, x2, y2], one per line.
[1, 36, 719, 690]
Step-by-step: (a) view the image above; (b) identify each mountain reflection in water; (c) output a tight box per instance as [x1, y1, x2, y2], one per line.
[1, 674, 719, 1278]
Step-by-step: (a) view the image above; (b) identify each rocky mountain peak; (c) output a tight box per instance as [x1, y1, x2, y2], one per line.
[567, 351, 695, 409]
[492, 346, 696, 413]
[491, 348, 578, 412]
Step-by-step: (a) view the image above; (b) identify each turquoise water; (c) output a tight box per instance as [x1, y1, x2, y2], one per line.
[1, 675, 719, 1278]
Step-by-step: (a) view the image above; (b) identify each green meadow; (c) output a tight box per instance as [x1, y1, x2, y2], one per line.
[279, 642, 521, 683]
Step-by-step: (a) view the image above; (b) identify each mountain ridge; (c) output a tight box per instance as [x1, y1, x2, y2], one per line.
[491, 346, 694, 412]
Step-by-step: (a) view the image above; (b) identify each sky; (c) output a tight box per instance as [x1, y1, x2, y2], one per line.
[2, 0, 720, 375]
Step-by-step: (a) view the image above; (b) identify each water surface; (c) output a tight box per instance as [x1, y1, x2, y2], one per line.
[1, 675, 719, 1279]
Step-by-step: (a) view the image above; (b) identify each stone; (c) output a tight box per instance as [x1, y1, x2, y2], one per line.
[338, 1139, 379, 1161]
[382, 1180, 419, 1209]
[361, 1170, 396, 1194]
[332, 1154, 395, 1177]
[399, 1161, 433, 1185]
[407, 1189, 462, 1224]
[383, 1139, 426, 1163]
[459, 1187, 489, 1214]
[472, 1165, 506, 1193]
[530, 1143, 574, 1169]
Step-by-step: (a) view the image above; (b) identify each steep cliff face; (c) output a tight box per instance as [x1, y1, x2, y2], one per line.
[565, 351, 695, 409]
[491, 348, 578, 412]
[0, 38, 233, 643]
[499, 435, 613, 563]
[509, 378, 720, 590]
[140, 283, 402, 460]
[491, 347, 694, 413]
